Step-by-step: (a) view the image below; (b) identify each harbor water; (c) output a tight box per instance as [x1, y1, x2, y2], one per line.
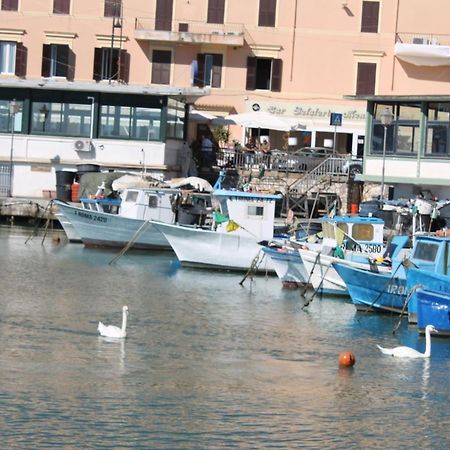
[0, 227, 449, 449]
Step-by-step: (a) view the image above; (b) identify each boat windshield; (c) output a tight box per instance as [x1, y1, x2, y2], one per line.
[411, 241, 439, 262]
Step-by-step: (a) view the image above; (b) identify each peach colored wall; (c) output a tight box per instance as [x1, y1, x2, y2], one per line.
[0, 1, 449, 110]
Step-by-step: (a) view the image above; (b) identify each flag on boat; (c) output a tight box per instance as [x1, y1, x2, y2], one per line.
[226, 220, 240, 232]
[213, 211, 229, 224]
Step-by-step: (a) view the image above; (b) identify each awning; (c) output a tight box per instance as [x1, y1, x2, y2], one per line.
[189, 109, 218, 123]
[395, 43, 450, 66]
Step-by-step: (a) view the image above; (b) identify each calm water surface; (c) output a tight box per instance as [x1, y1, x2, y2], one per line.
[0, 227, 449, 449]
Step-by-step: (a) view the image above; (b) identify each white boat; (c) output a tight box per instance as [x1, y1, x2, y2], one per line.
[54, 187, 211, 250]
[263, 215, 387, 289]
[153, 177, 282, 271]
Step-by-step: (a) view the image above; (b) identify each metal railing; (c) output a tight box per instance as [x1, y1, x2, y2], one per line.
[396, 32, 450, 46]
[0, 164, 11, 197]
[134, 18, 244, 36]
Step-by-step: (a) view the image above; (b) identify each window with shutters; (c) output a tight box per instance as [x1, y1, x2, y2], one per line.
[258, 0, 276, 27]
[104, 0, 121, 17]
[356, 62, 376, 95]
[42, 44, 71, 78]
[361, 1, 379, 33]
[151, 50, 171, 85]
[53, 0, 70, 14]
[93, 47, 129, 83]
[194, 53, 223, 88]
[246, 57, 282, 92]
[207, 0, 225, 24]
[155, 0, 173, 31]
[1, 0, 18, 11]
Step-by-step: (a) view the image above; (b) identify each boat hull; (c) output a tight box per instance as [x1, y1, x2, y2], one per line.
[154, 222, 274, 272]
[416, 288, 450, 336]
[333, 262, 407, 313]
[262, 247, 309, 286]
[55, 201, 171, 250]
[407, 268, 450, 324]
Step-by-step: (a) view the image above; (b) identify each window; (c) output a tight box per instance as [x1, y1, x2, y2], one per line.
[248, 205, 264, 216]
[166, 98, 185, 139]
[258, 0, 276, 27]
[361, 1, 380, 33]
[0, 99, 23, 133]
[53, 0, 70, 14]
[42, 44, 73, 79]
[99, 105, 162, 141]
[207, 0, 225, 24]
[426, 103, 450, 156]
[246, 57, 282, 92]
[104, 0, 121, 17]
[30, 101, 92, 137]
[356, 62, 376, 95]
[93, 47, 129, 83]
[151, 50, 171, 85]
[352, 224, 374, 241]
[412, 242, 439, 262]
[155, 0, 173, 31]
[1, 0, 18, 11]
[194, 53, 222, 88]
[147, 195, 158, 208]
[0, 41, 15, 74]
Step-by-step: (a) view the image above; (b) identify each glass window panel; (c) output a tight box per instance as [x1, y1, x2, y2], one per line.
[412, 242, 439, 262]
[248, 205, 264, 216]
[336, 223, 348, 234]
[0, 100, 23, 133]
[351, 224, 374, 241]
[425, 124, 449, 155]
[371, 123, 395, 154]
[397, 104, 421, 120]
[0, 41, 16, 74]
[397, 124, 419, 154]
[428, 103, 450, 121]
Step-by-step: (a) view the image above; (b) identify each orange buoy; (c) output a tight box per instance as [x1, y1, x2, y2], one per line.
[71, 181, 80, 202]
[338, 351, 356, 367]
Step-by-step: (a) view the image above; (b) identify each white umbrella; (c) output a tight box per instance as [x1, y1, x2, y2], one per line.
[221, 111, 305, 131]
[189, 109, 218, 123]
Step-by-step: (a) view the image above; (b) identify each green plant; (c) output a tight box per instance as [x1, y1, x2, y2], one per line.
[212, 125, 230, 147]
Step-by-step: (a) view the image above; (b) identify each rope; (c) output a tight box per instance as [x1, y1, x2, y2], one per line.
[109, 220, 151, 265]
[239, 249, 263, 286]
[392, 284, 423, 335]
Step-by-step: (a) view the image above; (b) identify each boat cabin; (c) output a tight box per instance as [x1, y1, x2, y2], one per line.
[322, 216, 385, 255]
[213, 190, 282, 241]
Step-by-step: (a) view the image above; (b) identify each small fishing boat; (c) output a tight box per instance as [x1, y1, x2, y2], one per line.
[153, 172, 282, 272]
[264, 215, 390, 290]
[333, 235, 450, 315]
[415, 287, 450, 336]
[55, 187, 211, 250]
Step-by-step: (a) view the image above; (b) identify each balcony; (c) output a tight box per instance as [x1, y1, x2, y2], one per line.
[134, 18, 244, 47]
[395, 33, 450, 66]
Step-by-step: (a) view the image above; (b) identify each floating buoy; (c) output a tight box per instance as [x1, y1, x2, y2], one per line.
[338, 351, 356, 367]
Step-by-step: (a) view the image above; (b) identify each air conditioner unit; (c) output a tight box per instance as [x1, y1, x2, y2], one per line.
[74, 139, 92, 152]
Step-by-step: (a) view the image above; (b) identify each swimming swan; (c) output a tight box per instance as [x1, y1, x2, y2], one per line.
[98, 305, 128, 338]
[377, 325, 437, 358]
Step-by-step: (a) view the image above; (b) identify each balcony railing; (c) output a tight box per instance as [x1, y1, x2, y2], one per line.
[134, 18, 244, 46]
[396, 32, 450, 46]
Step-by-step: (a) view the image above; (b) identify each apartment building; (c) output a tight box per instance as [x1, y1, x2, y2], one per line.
[0, 1, 449, 199]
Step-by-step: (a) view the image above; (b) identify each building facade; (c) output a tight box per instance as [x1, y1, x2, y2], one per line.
[0, 1, 449, 198]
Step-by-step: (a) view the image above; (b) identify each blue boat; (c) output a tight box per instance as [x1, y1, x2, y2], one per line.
[334, 235, 450, 315]
[415, 287, 450, 336]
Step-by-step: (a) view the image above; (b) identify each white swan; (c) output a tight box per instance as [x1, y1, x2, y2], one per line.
[376, 324, 437, 358]
[98, 305, 128, 338]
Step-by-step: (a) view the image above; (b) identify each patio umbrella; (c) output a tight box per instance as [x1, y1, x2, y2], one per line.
[221, 111, 305, 131]
[189, 109, 218, 123]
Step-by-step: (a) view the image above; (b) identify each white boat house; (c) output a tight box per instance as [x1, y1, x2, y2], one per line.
[0, 79, 208, 198]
